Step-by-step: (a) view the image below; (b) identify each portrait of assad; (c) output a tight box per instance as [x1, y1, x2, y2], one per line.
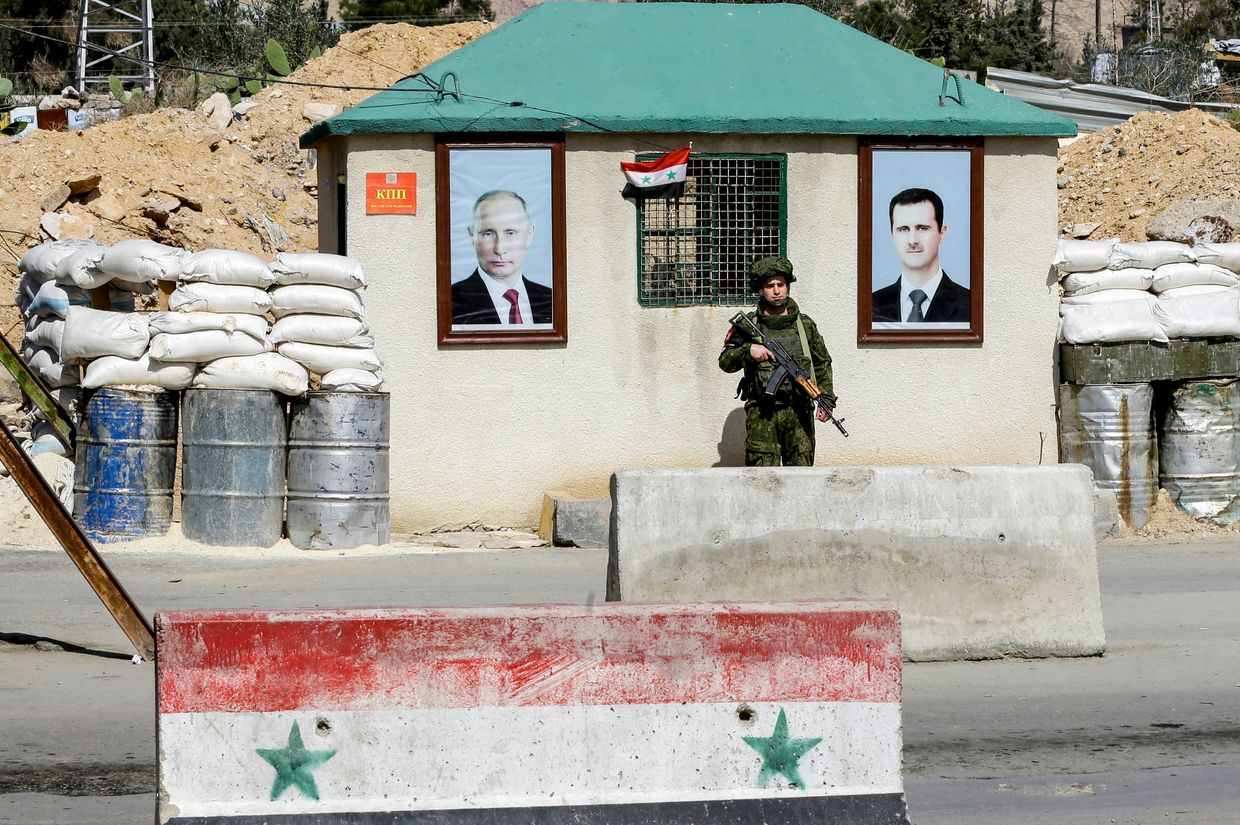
[866, 146, 976, 334]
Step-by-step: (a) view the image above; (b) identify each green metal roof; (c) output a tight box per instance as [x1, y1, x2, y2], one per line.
[301, 2, 1076, 147]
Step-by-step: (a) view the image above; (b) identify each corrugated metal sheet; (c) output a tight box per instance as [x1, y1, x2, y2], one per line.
[985, 67, 1237, 133]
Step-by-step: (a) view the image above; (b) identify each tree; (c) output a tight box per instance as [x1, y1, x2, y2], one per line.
[976, 0, 1056, 73]
[0, 0, 75, 92]
[340, 0, 493, 27]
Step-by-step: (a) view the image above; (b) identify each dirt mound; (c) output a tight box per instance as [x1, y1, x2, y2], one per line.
[1058, 109, 1240, 242]
[0, 21, 490, 337]
[1120, 488, 1240, 540]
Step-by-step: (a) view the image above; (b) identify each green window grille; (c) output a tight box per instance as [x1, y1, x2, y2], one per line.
[636, 153, 787, 307]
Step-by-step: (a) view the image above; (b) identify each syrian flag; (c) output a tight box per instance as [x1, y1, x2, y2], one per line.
[622, 148, 690, 200]
[156, 603, 907, 824]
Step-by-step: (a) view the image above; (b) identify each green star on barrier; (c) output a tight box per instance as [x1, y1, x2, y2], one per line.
[742, 708, 822, 789]
[256, 721, 337, 801]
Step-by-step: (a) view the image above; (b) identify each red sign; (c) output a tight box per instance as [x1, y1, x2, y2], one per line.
[365, 172, 416, 215]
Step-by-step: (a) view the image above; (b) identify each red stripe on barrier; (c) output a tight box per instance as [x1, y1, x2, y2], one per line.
[157, 602, 901, 713]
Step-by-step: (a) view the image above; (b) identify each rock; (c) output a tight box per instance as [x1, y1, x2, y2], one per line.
[141, 195, 181, 226]
[302, 101, 342, 123]
[40, 211, 93, 240]
[0, 368, 19, 405]
[199, 92, 233, 131]
[161, 189, 203, 211]
[39, 184, 72, 213]
[88, 192, 126, 223]
[1147, 199, 1240, 244]
[233, 98, 258, 116]
[65, 173, 101, 195]
[1071, 222, 1101, 239]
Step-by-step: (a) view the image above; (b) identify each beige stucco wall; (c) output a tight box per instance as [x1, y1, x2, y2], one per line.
[326, 132, 1060, 531]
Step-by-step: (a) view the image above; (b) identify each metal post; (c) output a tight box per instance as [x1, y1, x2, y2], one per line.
[76, 0, 155, 94]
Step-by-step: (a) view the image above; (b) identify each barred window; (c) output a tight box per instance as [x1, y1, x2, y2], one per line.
[637, 153, 786, 307]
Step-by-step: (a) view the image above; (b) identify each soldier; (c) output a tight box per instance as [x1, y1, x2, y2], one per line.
[719, 256, 837, 467]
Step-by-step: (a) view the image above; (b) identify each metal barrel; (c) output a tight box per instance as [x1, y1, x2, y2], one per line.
[73, 388, 177, 541]
[1159, 380, 1240, 524]
[1058, 383, 1158, 530]
[287, 391, 390, 550]
[181, 388, 286, 548]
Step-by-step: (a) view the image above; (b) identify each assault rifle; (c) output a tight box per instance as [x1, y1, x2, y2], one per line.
[729, 312, 849, 437]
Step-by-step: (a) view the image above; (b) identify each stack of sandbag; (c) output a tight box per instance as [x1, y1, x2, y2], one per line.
[48, 239, 195, 392]
[162, 249, 308, 396]
[15, 240, 138, 455]
[268, 253, 383, 392]
[1054, 239, 1240, 344]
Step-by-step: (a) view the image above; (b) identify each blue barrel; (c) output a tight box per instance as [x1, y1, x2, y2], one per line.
[73, 388, 177, 541]
[181, 388, 286, 548]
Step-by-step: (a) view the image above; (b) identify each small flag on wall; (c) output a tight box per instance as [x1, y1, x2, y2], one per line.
[621, 148, 690, 200]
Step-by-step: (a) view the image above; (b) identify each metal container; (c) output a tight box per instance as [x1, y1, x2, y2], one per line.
[287, 392, 390, 550]
[1058, 383, 1158, 530]
[1159, 380, 1240, 524]
[73, 388, 177, 541]
[181, 388, 286, 547]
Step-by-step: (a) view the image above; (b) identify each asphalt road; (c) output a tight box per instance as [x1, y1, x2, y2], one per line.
[1, 538, 1238, 824]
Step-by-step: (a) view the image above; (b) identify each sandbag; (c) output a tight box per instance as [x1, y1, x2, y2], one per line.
[81, 355, 195, 390]
[271, 252, 367, 289]
[1059, 298, 1168, 344]
[277, 342, 382, 373]
[1060, 289, 1157, 307]
[111, 278, 156, 296]
[60, 307, 151, 363]
[169, 282, 272, 315]
[269, 314, 373, 347]
[181, 249, 276, 288]
[25, 280, 88, 319]
[1053, 238, 1118, 273]
[48, 385, 81, 411]
[1150, 262, 1240, 292]
[95, 239, 187, 282]
[1156, 288, 1240, 339]
[1062, 267, 1155, 295]
[148, 330, 272, 363]
[19, 239, 99, 282]
[193, 353, 309, 395]
[270, 284, 365, 320]
[320, 368, 384, 392]
[15, 274, 39, 311]
[1191, 242, 1240, 273]
[1158, 284, 1232, 299]
[55, 243, 109, 289]
[23, 318, 65, 352]
[23, 346, 78, 388]
[28, 421, 70, 457]
[1110, 241, 1196, 270]
[149, 310, 268, 340]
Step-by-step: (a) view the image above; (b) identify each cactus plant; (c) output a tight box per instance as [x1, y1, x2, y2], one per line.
[108, 75, 135, 105]
[265, 39, 291, 78]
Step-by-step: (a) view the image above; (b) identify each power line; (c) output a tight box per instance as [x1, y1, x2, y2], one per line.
[0, 19, 677, 151]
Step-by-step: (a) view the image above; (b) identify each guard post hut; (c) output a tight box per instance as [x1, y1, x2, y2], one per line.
[300, 1, 1076, 532]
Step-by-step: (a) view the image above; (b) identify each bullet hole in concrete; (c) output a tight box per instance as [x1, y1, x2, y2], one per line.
[737, 704, 754, 722]
[998, 533, 1006, 542]
[316, 717, 332, 735]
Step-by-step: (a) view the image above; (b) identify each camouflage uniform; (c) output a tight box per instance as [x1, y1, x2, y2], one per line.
[719, 259, 836, 467]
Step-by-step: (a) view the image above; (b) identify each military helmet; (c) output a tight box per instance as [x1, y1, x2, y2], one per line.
[749, 256, 796, 293]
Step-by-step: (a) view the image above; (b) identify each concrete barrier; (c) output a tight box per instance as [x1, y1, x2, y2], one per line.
[157, 601, 908, 824]
[607, 465, 1106, 661]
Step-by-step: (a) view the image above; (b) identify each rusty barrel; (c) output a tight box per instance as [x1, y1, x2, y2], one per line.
[73, 388, 177, 541]
[1159, 380, 1240, 524]
[1058, 383, 1157, 529]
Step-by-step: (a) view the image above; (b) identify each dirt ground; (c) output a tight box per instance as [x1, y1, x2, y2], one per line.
[0, 21, 490, 337]
[1057, 109, 1240, 242]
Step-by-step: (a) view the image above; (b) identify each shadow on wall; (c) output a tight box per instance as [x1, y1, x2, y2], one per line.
[714, 407, 746, 467]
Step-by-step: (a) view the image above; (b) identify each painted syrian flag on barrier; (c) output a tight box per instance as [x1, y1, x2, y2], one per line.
[621, 147, 691, 200]
[156, 603, 908, 824]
